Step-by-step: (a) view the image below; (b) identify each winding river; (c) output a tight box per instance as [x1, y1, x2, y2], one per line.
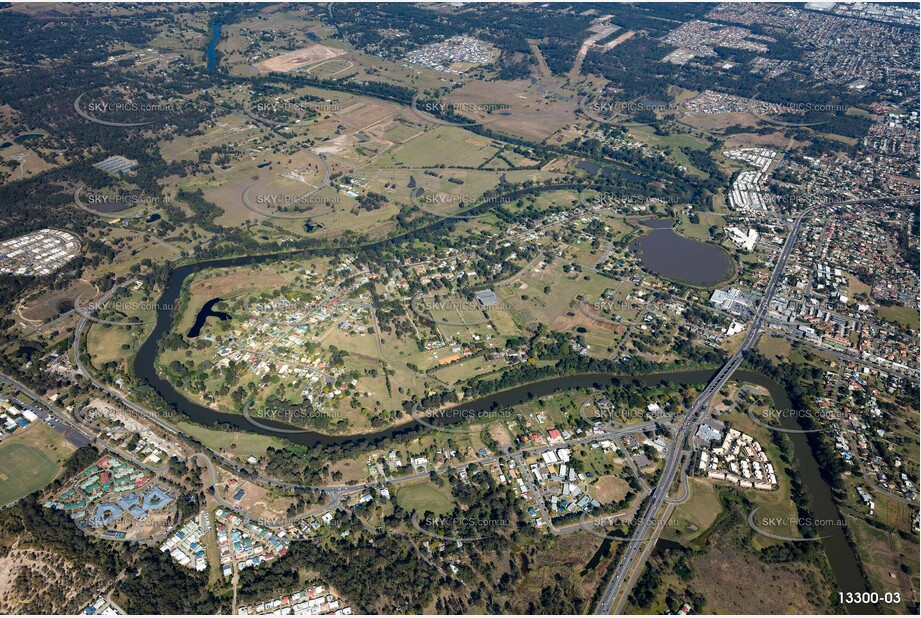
[128, 187, 865, 601]
[131, 180, 637, 438]
[135, 297, 867, 599]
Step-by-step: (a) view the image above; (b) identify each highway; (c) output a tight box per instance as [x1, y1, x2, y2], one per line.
[593, 193, 919, 614]
[0, 372, 93, 449]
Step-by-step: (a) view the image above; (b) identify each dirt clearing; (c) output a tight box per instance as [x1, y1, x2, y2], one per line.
[255, 43, 345, 73]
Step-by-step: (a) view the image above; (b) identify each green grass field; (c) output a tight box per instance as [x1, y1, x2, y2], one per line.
[877, 304, 920, 330]
[375, 126, 500, 168]
[757, 334, 793, 363]
[175, 421, 283, 460]
[499, 262, 610, 327]
[0, 442, 59, 506]
[665, 478, 723, 543]
[395, 480, 455, 516]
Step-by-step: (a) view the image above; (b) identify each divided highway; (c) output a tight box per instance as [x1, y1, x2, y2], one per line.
[593, 194, 918, 614]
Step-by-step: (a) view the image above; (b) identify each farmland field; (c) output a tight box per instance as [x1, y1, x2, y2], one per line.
[446, 78, 580, 143]
[374, 125, 502, 169]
